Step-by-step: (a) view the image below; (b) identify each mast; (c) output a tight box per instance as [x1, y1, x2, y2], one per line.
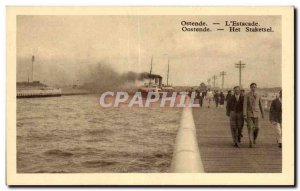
[167, 59, 169, 86]
[31, 55, 35, 82]
[149, 56, 153, 85]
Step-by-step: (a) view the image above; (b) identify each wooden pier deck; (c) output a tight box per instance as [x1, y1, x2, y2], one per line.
[192, 104, 282, 173]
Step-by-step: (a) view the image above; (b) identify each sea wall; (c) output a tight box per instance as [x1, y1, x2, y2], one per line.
[170, 104, 204, 173]
[17, 89, 61, 98]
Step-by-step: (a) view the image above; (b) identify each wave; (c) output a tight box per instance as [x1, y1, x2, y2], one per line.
[85, 128, 114, 136]
[34, 169, 69, 173]
[44, 149, 73, 157]
[81, 160, 117, 168]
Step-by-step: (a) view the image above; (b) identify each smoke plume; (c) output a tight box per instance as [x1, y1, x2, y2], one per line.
[81, 63, 162, 92]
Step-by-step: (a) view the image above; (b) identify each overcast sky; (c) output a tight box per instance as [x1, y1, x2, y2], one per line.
[17, 15, 281, 88]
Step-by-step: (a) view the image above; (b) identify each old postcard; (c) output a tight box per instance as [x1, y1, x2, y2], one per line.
[6, 6, 294, 185]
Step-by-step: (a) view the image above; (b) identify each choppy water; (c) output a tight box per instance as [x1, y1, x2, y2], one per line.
[17, 95, 182, 173]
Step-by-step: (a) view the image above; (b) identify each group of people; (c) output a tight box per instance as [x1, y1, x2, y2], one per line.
[189, 83, 282, 149]
[194, 89, 226, 108]
[226, 83, 282, 149]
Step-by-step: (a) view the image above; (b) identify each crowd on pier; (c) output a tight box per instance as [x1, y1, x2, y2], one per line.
[189, 83, 282, 149]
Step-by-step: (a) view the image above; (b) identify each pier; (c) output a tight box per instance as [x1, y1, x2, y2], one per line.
[17, 88, 61, 98]
[171, 99, 282, 173]
[193, 103, 282, 173]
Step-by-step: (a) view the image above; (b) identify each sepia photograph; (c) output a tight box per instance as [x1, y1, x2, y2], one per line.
[6, 6, 294, 185]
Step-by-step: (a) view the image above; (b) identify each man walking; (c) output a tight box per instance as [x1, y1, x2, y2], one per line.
[214, 90, 220, 108]
[226, 90, 233, 103]
[197, 90, 204, 107]
[206, 89, 213, 108]
[219, 91, 225, 108]
[243, 83, 265, 148]
[269, 90, 282, 148]
[226, 86, 244, 148]
[240, 89, 245, 138]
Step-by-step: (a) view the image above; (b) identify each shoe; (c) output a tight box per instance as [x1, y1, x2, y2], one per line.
[234, 143, 240, 148]
[278, 143, 282, 148]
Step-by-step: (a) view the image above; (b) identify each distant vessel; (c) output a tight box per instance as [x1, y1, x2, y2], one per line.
[138, 56, 175, 98]
[17, 55, 61, 98]
[138, 57, 163, 98]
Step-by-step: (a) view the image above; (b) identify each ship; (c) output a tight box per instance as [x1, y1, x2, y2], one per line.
[17, 55, 62, 98]
[138, 56, 175, 98]
[138, 57, 163, 98]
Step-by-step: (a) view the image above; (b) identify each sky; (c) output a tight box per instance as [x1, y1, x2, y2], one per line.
[17, 15, 281, 88]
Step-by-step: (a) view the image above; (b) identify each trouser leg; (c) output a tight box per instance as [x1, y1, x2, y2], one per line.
[240, 119, 244, 137]
[236, 113, 243, 141]
[279, 123, 282, 143]
[230, 112, 238, 144]
[253, 118, 260, 142]
[273, 122, 282, 143]
[247, 118, 254, 145]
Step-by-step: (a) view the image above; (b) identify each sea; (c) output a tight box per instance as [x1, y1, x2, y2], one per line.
[17, 95, 182, 173]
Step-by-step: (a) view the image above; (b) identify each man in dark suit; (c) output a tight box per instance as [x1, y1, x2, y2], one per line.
[226, 90, 233, 103]
[197, 90, 204, 107]
[226, 86, 244, 148]
[269, 90, 282, 148]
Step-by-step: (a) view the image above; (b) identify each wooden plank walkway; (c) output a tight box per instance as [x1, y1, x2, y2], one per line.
[192, 104, 282, 173]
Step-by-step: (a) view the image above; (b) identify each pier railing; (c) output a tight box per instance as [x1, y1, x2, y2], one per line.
[170, 98, 204, 173]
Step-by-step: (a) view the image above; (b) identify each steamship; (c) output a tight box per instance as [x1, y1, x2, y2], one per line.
[139, 80, 163, 98]
[17, 55, 62, 98]
[138, 57, 175, 98]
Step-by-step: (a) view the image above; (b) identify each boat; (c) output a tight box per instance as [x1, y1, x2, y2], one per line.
[16, 55, 62, 98]
[138, 56, 175, 98]
[138, 57, 164, 98]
